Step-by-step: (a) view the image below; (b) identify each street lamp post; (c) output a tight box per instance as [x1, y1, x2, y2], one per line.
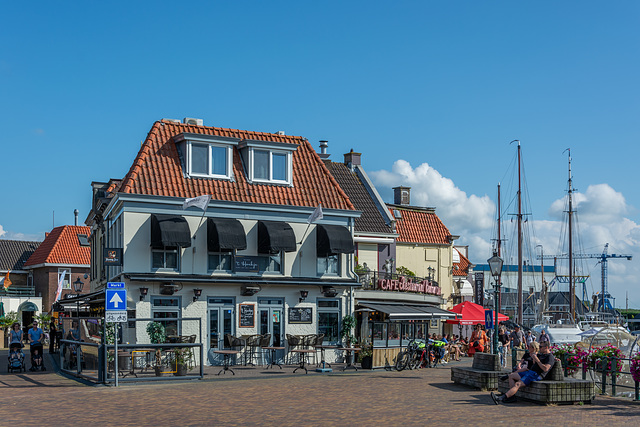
[73, 277, 84, 320]
[487, 252, 503, 355]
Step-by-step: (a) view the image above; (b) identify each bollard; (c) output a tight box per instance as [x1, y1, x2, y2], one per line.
[634, 381, 639, 401]
[582, 361, 586, 380]
[562, 354, 568, 378]
[611, 367, 617, 396]
[512, 348, 517, 369]
[600, 357, 607, 395]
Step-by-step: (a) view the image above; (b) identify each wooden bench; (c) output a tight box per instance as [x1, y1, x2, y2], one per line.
[451, 353, 509, 391]
[497, 360, 595, 405]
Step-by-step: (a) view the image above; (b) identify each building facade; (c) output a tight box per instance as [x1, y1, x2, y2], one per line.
[86, 119, 361, 365]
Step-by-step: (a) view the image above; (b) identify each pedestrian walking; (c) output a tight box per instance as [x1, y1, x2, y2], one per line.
[510, 325, 525, 349]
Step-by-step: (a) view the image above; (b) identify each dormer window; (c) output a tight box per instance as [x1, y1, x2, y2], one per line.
[174, 133, 239, 180]
[239, 139, 297, 186]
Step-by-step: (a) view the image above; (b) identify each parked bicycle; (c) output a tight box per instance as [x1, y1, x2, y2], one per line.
[395, 339, 423, 371]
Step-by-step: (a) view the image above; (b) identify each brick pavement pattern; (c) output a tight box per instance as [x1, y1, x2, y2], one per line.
[1, 351, 639, 426]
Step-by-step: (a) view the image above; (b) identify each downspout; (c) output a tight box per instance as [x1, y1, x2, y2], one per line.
[348, 216, 355, 316]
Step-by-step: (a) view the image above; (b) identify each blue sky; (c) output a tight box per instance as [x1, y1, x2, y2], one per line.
[2, 2, 639, 306]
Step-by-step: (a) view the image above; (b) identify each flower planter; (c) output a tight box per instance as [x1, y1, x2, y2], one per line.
[360, 356, 373, 370]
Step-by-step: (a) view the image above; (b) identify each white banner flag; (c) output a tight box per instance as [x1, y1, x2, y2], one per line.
[55, 270, 67, 302]
[182, 195, 211, 211]
[307, 203, 323, 224]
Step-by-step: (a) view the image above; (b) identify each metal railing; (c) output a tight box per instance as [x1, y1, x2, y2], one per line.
[356, 270, 440, 294]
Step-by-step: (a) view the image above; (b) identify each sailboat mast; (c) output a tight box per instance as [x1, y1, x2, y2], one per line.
[497, 183, 502, 313]
[567, 149, 574, 321]
[517, 142, 523, 325]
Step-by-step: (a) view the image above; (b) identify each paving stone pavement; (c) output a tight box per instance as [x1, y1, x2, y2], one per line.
[1, 351, 639, 426]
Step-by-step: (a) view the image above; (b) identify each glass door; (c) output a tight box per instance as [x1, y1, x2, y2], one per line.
[208, 298, 235, 350]
[258, 298, 284, 347]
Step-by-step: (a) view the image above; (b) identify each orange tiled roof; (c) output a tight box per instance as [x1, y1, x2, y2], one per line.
[453, 248, 471, 276]
[389, 205, 451, 245]
[23, 226, 91, 267]
[116, 120, 354, 210]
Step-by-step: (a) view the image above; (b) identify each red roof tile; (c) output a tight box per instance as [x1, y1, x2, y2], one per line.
[117, 121, 354, 211]
[23, 226, 91, 267]
[389, 206, 451, 245]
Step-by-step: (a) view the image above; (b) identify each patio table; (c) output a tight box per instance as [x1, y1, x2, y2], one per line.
[291, 349, 315, 374]
[214, 349, 239, 375]
[263, 346, 285, 369]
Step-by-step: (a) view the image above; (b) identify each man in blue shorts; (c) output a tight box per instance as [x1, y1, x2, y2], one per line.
[491, 341, 554, 404]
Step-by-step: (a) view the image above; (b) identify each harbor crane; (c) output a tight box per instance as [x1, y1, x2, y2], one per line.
[537, 243, 632, 312]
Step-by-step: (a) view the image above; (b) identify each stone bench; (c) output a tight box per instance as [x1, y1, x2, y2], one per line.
[497, 360, 595, 405]
[451, 353, 509, 391]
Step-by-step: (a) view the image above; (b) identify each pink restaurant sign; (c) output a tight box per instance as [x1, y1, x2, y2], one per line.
[377, 276, 441, 296]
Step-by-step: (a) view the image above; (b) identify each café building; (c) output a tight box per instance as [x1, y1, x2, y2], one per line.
[85, 118, 361, 365]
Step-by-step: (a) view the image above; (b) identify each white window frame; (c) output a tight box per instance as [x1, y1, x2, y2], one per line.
[58, 268, 71, 290]
[250, 148, 291, 185]
[186, 140, 233, 180]
[151, 247, 180, 271]
[317, 299, 341, 344]
[317, 254, 340, 276]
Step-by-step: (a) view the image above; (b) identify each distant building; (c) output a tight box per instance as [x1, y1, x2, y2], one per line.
[0, 239, 42, 327]
[23, 225, 91, 313]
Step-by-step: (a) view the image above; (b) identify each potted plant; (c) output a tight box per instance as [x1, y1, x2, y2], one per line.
[146, 322, 166, 376]
[340, 315, 356, 348]
[174, 348, 192, 376]
[358, 339, 373, 369]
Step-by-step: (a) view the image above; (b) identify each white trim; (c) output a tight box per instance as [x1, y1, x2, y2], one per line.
[353, 236, 395, 244]
[23, 263, 90, 269]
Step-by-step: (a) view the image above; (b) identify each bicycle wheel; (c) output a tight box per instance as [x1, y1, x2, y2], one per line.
[395, 350, 409, 371]
[409, 353, 423, 370]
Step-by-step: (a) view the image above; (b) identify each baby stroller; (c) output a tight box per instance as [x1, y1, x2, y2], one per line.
[8, 344, 26, 373]
[29, 344, 46, 371]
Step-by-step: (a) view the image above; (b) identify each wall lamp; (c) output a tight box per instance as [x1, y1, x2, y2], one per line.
[139, 287, 149, 301]
[322, 286, 338, 297]
[299, 290, 309, 303]
[193, 288, 203, 302]
[241, 285, 261, 296]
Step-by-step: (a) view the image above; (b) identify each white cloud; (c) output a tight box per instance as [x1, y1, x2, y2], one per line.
[370, 161, 640, 307]
[0, 225, 43, 242]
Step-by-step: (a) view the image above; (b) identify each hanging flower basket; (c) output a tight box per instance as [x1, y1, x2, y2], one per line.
[630, 352, 640, 383]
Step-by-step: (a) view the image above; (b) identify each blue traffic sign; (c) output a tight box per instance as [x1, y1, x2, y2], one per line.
[485, 310, 494, 330]
[106, 289, 127, 310]
[107, 282, 125, 288]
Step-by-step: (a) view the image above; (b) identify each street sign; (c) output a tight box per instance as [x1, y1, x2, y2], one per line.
[106, 289, 127, 310]
[485, 309, 494, 330]
[107, 282, 125, 288]
[106, 311, 127, 323]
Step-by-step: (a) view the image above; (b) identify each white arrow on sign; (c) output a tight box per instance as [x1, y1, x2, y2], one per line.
[110, 292, 123, 308]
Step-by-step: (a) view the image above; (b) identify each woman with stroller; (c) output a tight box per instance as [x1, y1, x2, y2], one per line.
[9, 322, 23, 350]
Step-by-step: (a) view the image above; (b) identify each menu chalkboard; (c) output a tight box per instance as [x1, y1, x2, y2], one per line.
[288, 307, 313, 324]
[239, 304, 255, 328]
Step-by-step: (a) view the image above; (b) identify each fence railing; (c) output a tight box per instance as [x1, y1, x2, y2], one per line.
[356, 270, 440, 294]
[556, 353, 640, 401]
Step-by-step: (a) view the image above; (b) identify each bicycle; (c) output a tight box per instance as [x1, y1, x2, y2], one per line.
[395, 339, 423, 371]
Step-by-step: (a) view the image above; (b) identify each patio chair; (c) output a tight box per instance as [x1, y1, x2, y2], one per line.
[302, 334, 317, 364]
[286, 334, 301, 364]
[244, 334, 262, 366]
[259, 333, 271, 365]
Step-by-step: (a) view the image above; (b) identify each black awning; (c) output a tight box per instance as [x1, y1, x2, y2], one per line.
[207, 218, 247, 252]
[358, 303, 457, 320]
[316, 224, 354, 257]
[258, 220, 297, 253]
[151, 214, 191, 248]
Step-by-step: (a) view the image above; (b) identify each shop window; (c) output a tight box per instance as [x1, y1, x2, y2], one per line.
[151, 296, 181, 336]
[152, 247, 179, 270]
[317, 299, 340, 344]
[208, 252, 233, 272]
[317, 254, 339, 276]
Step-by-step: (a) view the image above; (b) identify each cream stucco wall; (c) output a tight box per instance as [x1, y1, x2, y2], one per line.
[395, 244, 454, 308]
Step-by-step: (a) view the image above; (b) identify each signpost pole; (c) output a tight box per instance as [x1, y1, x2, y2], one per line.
[114, 322, 118, 387]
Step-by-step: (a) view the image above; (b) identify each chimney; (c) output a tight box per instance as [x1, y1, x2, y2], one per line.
[74, 209, 79, 226]
[318, 140, 331, 165]
[393, 186, 411, 205]
[343, 148, 361, 172]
